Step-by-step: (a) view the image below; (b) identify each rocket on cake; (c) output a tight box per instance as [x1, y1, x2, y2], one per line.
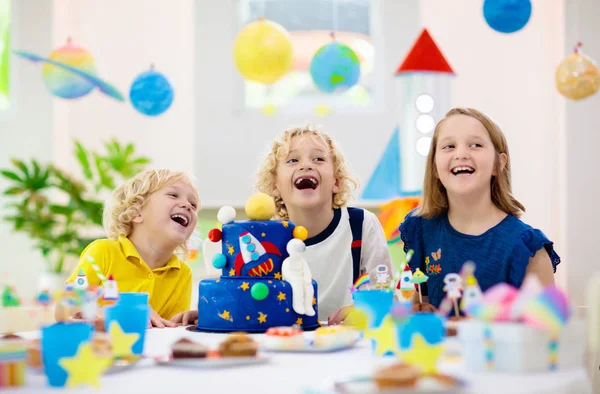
[235, 231, 281, 276]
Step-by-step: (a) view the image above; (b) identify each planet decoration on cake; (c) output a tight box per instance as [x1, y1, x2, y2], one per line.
[233, 18, 293, 84]
[309, 35, 361, 93]
[196, 192, 319, 332]
[129, 65, 174, 116]
[13, 38, 124, 101]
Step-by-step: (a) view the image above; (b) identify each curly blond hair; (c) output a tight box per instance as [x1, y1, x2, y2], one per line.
[103, 169, 200, 256]
[416, 108, 525, 218]
[256, 125, 358, 220]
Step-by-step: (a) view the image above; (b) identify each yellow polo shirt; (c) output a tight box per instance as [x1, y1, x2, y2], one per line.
[66, 236, 191, 319]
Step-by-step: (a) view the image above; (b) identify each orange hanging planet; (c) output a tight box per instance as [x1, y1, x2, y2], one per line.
[556, 42, 600, 100]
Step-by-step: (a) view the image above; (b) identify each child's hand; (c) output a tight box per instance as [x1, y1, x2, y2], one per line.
[412, 303, 437, 312]
[328, 306, 353, 325]
[170, 310, 199, 326]
[148, 309, 177, 328]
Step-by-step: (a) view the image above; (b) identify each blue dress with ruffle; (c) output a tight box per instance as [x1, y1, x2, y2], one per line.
[399, 210, 560, 308]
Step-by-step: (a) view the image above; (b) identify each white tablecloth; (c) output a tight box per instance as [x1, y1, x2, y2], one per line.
[5, 326, 593, 394]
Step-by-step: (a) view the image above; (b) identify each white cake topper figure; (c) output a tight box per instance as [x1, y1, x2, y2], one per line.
[281, 239, 315, 316]
[443, 273, 463, 299]
[374, 264, 389, 288]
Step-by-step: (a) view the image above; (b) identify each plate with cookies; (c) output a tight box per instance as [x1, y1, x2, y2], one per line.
[261, 326, 361, 353]
[307, 363, 466, 394]
[155, 333, 270, 369]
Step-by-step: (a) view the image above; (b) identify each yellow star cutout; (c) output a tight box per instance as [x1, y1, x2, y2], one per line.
[58, 342, 112, 388]
[282, 221, 289, 228]
[400, 334, 444, 374]
[261, 232, 266, 237]
[228, 246, 235, 255]
[229, 268, 236, 276]
[246, 315, 250, 320]
[364, 315, 400, 356]
[296, 317, 303, 325]
[219, 310, 232, 321]
[258, 312, 267, 323]
[273, 272, 282, 280]
[240, 282, 250, 291]
[312, 297, 317, 305]
[108, 321, 140, 358]
[285, 308, 290, 312]
[277, 292, 286, 301]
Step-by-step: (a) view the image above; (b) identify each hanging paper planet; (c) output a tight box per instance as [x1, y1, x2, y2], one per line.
[483, 0, 532, 34]
[310, 36, 361, 93]
[13, 38, 123, 101]
[233, 18, 293, 84]
[129, 66, 174, 116]
[556, 42, 600, 100]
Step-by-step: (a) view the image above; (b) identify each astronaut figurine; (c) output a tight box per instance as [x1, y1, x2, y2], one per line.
[281, 239, 315, 316]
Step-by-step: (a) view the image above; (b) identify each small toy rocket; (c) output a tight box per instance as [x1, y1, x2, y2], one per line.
[102, 274, 119, 305]
[75, 268, 89, 289]
[460, 272, 483, 312]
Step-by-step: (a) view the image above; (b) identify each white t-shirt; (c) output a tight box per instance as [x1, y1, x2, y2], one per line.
[304, 207, 393, 320]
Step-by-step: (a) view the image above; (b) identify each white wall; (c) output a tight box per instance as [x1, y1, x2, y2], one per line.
[0, 0, 54, 300]
[564, 0, 600, 307]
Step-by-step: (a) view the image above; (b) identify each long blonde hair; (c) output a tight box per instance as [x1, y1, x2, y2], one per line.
[103, 169, 200, 255]
[256, 125, 358, 220]
[416, 108, 525, 218]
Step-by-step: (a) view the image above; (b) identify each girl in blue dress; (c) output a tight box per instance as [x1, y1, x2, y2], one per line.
[400, 108, 560, 311]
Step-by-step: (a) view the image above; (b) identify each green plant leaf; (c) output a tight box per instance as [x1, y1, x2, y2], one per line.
[3, 187, 26, 195]
[0, 170, 23, 183]
[10, 159, 30, 178]
[49, 204, 75, 216]
[74, 141, 93, 180]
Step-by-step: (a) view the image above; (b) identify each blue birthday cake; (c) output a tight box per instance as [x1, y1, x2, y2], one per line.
[196, 193, 320, 333]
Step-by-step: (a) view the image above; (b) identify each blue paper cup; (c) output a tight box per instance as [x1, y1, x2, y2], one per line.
[116, 292, 149, 307]
[399, 312, 445, 349]
[41, 322, 93, 387]
[104, 292, 150, 355]
[352, 289, 394, 328]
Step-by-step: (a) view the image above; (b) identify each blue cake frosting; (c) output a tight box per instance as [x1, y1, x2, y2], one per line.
[196, 219, 320, 333]
[196, 277, 319, 332]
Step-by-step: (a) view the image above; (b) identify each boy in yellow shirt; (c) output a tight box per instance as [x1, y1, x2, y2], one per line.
[62, 169, 199, 327]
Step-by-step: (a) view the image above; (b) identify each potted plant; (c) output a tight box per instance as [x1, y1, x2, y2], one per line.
[0, 139, 150, 290]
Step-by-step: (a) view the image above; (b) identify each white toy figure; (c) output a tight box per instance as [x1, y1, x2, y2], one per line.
[374, 264, 389, 288]
[281, 239, 315, 316]
[443, 273, 463, 299]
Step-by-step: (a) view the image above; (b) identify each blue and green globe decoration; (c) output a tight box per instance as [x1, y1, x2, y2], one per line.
[129, 66, 174, 116]
[483, 0, 532, 34]
[310, 35, 361, 94]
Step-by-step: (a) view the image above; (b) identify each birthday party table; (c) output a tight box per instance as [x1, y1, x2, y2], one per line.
[6, 325, 593, 394]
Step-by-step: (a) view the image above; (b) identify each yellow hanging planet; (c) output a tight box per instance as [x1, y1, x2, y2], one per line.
[233, 18, 293, 84]
[556, 42, 600, 100]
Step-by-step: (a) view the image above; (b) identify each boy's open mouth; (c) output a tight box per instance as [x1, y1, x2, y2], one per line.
[294, 176, 319, 190]
[451, 166, 475, 176]
[171, 213, 190, 227]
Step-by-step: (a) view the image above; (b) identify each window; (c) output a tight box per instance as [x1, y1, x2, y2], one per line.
[0, 0, 10, 111]
[238, 0, 375, 113]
